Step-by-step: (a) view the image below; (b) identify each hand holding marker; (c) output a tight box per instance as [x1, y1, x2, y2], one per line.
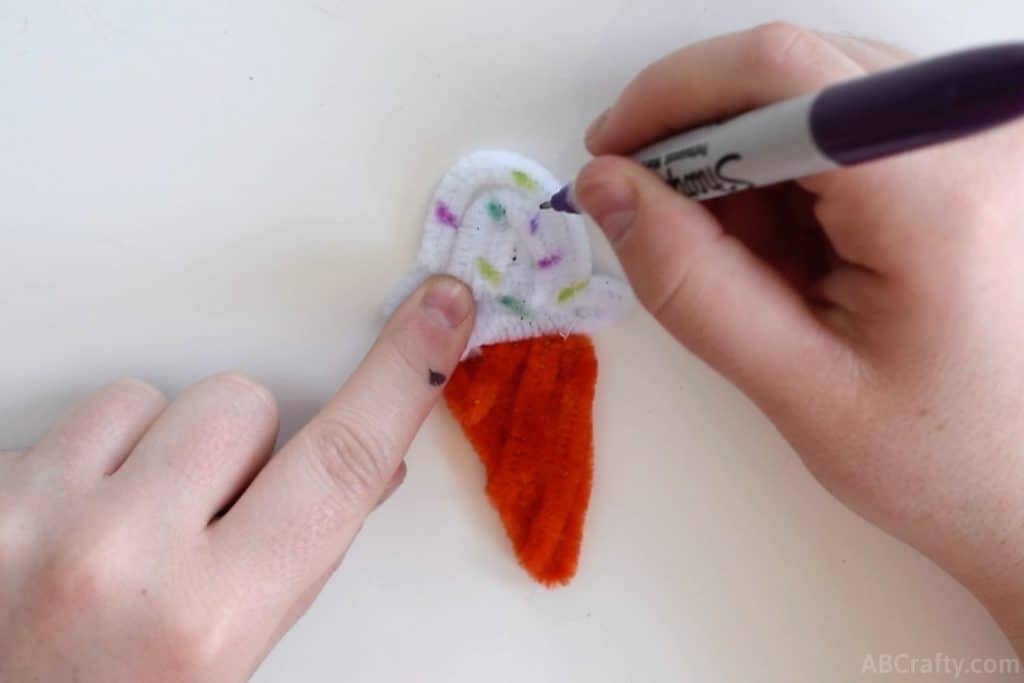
[541, 43, 1024, 213]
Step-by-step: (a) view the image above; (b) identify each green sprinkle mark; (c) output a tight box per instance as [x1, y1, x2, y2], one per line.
[477, 257, 502, 286]
[498, 295, 530, 318]
[485, 199, 506, 222]
[511, 170, 538, 190]
[557, 279, 589, 303]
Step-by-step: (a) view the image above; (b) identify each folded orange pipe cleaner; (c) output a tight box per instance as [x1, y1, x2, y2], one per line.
[443, 334, 597, 586]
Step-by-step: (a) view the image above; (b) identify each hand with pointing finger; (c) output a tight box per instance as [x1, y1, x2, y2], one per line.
[576, 23, 1024, 654]
[0, 276, 473, 682]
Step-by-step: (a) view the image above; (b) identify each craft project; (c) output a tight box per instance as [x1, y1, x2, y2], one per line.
[391, 150, 631, 586]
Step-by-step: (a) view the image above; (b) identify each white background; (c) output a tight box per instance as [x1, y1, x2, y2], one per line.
[2, 1, 1023, 681]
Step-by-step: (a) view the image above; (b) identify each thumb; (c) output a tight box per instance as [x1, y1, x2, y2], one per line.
[575, 155, 843, 409]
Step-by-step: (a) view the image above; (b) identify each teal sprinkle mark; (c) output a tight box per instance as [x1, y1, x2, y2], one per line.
[498, 295, 530, 318]
[476, 257, 502, 286]
[557, 279, 589, 303]
[511, 170, 538, 190]
[485, 199, 506, 222]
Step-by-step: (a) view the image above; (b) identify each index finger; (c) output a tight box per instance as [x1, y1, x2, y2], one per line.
[209, 276, 473, 611]
[586, 23, 864, 156]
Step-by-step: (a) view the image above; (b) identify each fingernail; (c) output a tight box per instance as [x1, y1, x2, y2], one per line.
[421, 276, 473, 329]
[585, 109, 609, 147]
[582, 179, 636, 245]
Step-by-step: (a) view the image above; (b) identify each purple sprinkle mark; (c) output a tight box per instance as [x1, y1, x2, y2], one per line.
[537, 252, 563, 269]
[529, 214, 540, 234]
[435, 201, 458, 228]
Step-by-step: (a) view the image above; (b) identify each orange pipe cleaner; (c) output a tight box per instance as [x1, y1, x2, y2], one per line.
[443, 334, 597, 587]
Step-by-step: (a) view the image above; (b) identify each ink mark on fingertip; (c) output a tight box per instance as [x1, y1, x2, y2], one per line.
[428, 369, 447, 386]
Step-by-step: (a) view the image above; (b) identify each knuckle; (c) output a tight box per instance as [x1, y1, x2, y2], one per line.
[647, 259, 695, 325]
[862, 36, 915, 62]
[304, 417, 392, 507]
[38, 541, 119, 608]
[648, 232, 726, 324]
[109, 377, 168, 407]
[628, 59, 669, 101]
[207, 371, 279, 418]
[381, 329, 430, 384]
[746, 21, 819, 74]
[160, 608, 229, 677]
[647, 234, 746, 362]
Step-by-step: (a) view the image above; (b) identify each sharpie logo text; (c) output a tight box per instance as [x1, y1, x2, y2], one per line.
[643, 151, 755, 198]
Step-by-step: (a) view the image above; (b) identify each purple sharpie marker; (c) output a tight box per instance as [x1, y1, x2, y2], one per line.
[541, 43, 1024, 214]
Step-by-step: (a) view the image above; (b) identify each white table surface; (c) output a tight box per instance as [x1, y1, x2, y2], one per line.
[2, 1, 1022, 681]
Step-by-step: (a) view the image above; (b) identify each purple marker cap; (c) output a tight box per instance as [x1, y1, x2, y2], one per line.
[811, 43, 1024, 165]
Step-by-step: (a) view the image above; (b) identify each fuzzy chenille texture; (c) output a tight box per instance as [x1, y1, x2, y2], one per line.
[388, 150, 632, 354]
[443, 334, 597, 586]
